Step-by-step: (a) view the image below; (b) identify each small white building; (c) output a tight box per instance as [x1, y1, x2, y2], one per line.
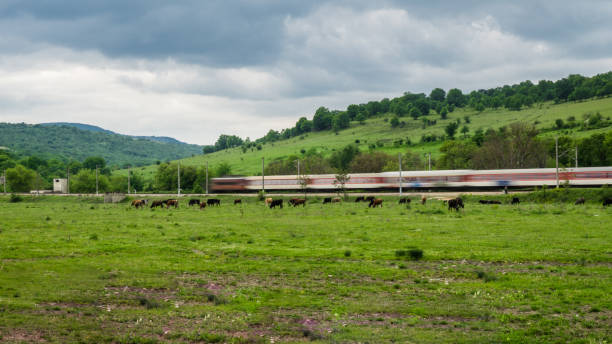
[53, 178, 68, 193]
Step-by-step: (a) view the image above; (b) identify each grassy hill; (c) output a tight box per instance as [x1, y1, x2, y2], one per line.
[0, 123, 202, 167]
[123, 97, 612, 180]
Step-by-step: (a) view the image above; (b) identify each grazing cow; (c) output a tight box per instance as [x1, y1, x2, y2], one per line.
[207, 199, 221, 206]
[264, 197, 273, 207]
[421, 196, 427, 205]
[234, 199, 242, 205]
[269, 199, 283, 209]
[332, 197, 342, 203]
[511, 197, 520, 205]
[188, 199, 200, 206]
[150, 200, 165, 209]
[199, 202, 206, 210]
[448, 198, 464, 211]
[355, 196, 365, 202]
[603, 198, 612, 207]
[323, 197, 332, 204]
[131, 199, 145, 208]
[166, 199, 179, 209]
[291, 198, 306, 207]
[574, 197, 585, 205]
[398, 197, 411, 204]
[365, 196, 376, 202]
[369, 198, 383, 208]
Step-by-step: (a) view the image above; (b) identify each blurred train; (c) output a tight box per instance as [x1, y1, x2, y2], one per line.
[211, 167, 612, 192]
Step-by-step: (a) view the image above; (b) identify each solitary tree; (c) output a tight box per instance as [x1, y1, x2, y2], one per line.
[461, 125, 470, 138]
[333, 172, 350, 200]
[445, 122, 459, 139]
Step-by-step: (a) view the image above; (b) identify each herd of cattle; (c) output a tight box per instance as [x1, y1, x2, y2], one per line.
[130, 195, 612, 210]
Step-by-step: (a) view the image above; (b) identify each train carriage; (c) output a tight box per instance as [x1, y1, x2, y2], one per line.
[211, 167, 612, 192]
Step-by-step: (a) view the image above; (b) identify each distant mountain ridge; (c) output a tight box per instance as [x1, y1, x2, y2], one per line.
[0, 122, 202, 167]
[41, 122, 190, 145]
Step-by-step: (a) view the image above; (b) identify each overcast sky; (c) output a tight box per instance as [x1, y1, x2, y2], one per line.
[1, 1, 611, 145]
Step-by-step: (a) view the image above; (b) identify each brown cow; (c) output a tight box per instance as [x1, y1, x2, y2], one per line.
[290, 198, 306, 207]
[199, 202, 206, 210]
[369, 198, 383, 208]
[166, 199, 179, 209]
[574, 197, 585, 205]
[332, 197, 342, 203]
[421, 196, 427, 205]
[131, 199, 145, 208]
[264, 197, 273, 207]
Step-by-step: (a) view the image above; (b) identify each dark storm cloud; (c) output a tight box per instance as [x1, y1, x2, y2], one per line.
[0, 1, 317, 66]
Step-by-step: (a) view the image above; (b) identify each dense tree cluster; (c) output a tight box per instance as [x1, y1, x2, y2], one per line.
[437, 124, 612, 170]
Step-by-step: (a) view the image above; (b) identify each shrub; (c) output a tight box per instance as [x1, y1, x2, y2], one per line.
[475, 270, 497, 282]
[344, 250, 352, 257]
[408, 248, 424, 260]
[89, 234, 99, 241]
[9, 194, 22, 203]
[138, 297, 161, 309]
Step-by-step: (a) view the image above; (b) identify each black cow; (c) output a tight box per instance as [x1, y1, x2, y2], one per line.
[323, 197, 332, 204]
[574, 197, 585, 205]
[188, 199, 200, 206]
[511, 197, 520, 205]
[603, 198, 612, 207]
[207, 199, 221, 206]
[479, 200, 501, 205]
[234, 199, 242, 205]
[448, 198, 464, 211]
[398, 197, 411, 204]
[365, 196, 376, 202]
[355, 196, 365, 202]
[150, 200, 165, 209]
[269, 199, 283, 209]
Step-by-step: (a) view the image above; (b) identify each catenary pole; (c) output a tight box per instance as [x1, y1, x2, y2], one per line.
[177, 162, 181, 196]
[575, 146, 578, 168]
[555, 137, 559, 188]
[398, 153, 402, 197]
[205, 161, 209, 195]
[95, 165, 99, 195]
[127, 166, 131, 194]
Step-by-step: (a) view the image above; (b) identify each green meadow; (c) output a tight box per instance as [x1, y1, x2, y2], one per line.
[122, 97, 612, 180]
[0, 194, 610, 343]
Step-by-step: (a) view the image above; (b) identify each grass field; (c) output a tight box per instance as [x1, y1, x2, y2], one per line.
[0, 193, 610, 343]
[121, 97, 612, 180]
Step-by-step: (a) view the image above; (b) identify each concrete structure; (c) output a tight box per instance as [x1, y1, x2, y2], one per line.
[53, 178, 68, 193]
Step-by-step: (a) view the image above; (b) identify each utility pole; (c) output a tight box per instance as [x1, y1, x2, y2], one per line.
[555, 137, 559, 188]
[575, 146, 578, 168]
[95, 165, 99, 195]
[398, 153, 402, 197]
[177, 162, 181, 196]
[261, 157, 265, 194]
[205, 161, 209, 195]
[127, 165, 131, 194]
[66, 167, 70, 194]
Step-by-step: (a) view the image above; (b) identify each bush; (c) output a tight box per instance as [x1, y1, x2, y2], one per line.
[476, 270, 497, 282]
[344, 250, 352, 257]
[408, 248, 424, 260]
[9, 194, 22, 203]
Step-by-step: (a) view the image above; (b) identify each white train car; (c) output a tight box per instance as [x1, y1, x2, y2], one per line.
[211, 167, 612, 192]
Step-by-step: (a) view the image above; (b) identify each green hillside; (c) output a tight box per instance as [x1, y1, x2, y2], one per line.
[0, 123, 202, 167]
[124, 97, 612, 181]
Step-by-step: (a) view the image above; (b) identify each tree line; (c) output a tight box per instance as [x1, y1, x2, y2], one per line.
[202, 71, 612, 154]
